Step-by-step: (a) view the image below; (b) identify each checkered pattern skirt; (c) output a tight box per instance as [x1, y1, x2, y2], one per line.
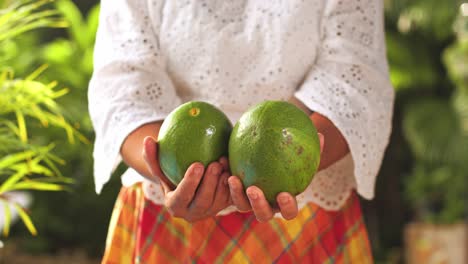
[102, 184, 373, 263]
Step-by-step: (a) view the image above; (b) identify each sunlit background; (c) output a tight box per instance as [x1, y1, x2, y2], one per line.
[0, 0, 466, 263]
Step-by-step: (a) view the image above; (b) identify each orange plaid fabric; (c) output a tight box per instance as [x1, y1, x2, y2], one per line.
[102, 184, 372, 264]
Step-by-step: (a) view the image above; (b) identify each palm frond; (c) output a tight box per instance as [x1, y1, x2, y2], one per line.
[0, 0, 84, 237]
[0, 0, 67, 42]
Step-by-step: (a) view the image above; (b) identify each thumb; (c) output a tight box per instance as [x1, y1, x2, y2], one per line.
[142, 136, 175, 191]
[318, 133, 324, 154]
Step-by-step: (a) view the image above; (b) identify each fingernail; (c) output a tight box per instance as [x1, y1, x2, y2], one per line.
[279, 195, 290, 204]
[247, 190, 258, 200]
[211, 165, 220, 174]
[195, 166, 203, 175]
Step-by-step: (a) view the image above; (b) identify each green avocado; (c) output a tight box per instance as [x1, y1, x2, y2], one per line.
[158, 101, 232, 186]
[229, 101, 321, 205]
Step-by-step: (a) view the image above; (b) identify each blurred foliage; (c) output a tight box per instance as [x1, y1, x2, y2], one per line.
[3, 0, 99, 124]
[0, 0, 80, 238]
[401, 9, 468, 225]
[385, 0, 459, 92]
[384, 0, 467, 223]
[0, 67, 75, 237]
[386, 0, 459, 40]
[4, 0, 120, 257]
[385, 31, 440, 91]
[403, 99, 468, 167]
[373, 0, 466, 262]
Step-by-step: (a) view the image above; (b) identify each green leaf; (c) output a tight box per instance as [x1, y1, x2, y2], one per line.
[42, 155, 63, 177]
[10, 181, 64, 191]
[0, 1, 23, 27]
[2, 201, 11, 237]
[0, 150, 36, 170]
[55, 0, 85, 48]
[25, 63, 48, 80]
[12, 203, 37, 236]
[85, 3, 100, 45]
[31, 176, 73, 184]
[22, 163, 54, 177]
[15, 110, 27, 143]
[0, 67, 13, 80]
[29, 104, 49, 127]
[0, 119, 20, 137]
[0, 17, 66, 42]
[42, 148, 65, 165]
[81, 45, 94, 74]
[41, 39, 73, 64]
[444, 40, 468, 90]
[0, 169, 28, 193]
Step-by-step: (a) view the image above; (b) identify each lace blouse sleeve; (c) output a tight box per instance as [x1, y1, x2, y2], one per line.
[88, 0, 181, 193]
[294, 0, 395, 200]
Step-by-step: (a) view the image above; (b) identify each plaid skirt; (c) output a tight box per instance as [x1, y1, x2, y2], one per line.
[102, 184, 373, 264]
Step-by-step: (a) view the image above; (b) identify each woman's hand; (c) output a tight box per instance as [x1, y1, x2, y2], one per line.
[228, 133, 324, 222]
[228, 178, 299, 222]
[142, 136, 231, 222]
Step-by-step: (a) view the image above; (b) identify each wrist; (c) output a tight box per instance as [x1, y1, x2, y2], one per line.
[310, 113, 349, 171]
[120, 121, 163, 180]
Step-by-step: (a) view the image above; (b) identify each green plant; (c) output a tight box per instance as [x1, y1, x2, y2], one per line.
[368, 2, 465, 262]
[5, 1, 121, 256]
[402, 8, 468, 224]
[403, 99, 468, 223]
[0, 0, 84, 236]
[42, 0, 99, 90]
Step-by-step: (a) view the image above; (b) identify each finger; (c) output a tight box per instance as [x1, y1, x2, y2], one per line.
[142, 136, 175, 191]
[168, 163, 204, 210]
[142, 136, 161, 177]
[206, 172, 230, 215]
[219, 156, 229, 172]
[246, 186, 274, 222]
[189, 162, 222, 214]
[228, 176, 251, 212]
[318, 133, 324, 154]
[276, 192, 298, 220]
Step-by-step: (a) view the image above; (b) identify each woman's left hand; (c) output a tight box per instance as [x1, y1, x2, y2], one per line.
[228, 133, 324, 222]
[228, 178, 299, 222]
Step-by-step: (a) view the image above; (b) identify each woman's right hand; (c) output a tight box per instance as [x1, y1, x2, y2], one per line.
[142, 136, 232, 222]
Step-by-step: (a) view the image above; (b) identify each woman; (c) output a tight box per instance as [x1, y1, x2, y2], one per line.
[89, 0, 394, 263]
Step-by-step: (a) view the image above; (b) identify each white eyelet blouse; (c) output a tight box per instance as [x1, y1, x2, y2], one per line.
[88, 0, 394, 211]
